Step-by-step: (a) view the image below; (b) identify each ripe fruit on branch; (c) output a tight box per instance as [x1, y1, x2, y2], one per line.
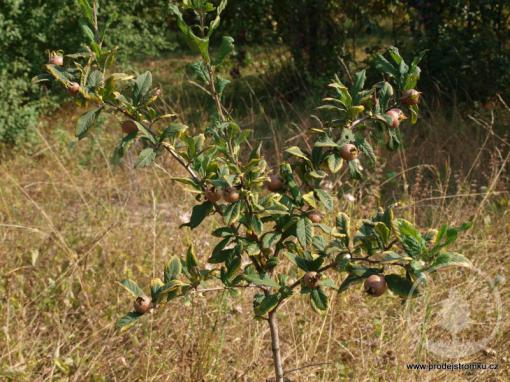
[205, 187, 222, 203]
[49, 54, 63, 66]
[223, 187, 240, 203]
[303, 271, 320, 289]
[67, 82, 80, 95]
[400, 89, 421, 106]
[133, 295, 152, 314]
[364, 274, 387, 297]
[307, 211, 322, 224]
[340, 144, 358, 161]
[121, 120, 138, 135]
[265, 174, 284, 192]
[385, 108, 406, 128]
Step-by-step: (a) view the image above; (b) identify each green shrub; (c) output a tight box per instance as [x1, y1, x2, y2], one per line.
[0, 0, 178, 145]
[0, 72, 39, 146]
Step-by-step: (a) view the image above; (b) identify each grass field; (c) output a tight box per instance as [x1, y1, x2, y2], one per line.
[1, 56, 509, 381]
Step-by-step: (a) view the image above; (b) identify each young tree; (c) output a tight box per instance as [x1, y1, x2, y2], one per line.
[37, 1, 471, 380]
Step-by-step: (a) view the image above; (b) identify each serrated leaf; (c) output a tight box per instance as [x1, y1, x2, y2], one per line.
[87, 70, 103, 89]
[213, 35, 235, 65]
[135, 148, 157, 168]
[395, 219, 426, 258]
[315, 189, 333, 211]
[356, 138, 376, 163]
[76, 108, 102, 139]
[296, 217, 313, 248]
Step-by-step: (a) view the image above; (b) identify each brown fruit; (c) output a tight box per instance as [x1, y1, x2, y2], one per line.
[340, 143, 358, 161]
[265, 174, 284, 192]
[364, 274, 387, 297]
[223, 187, 240, 203]
[133, 295, 152, 314]
[303, 271, 320, 289]
[49, 54, 63, 66]
[308, 211, 322, 224]
[385, 108, 406, 128]
[67, 82, 80, 95]
[400, 89, 421, 106]
[121, 120, 138, 135]
[204, 187, 222, 203]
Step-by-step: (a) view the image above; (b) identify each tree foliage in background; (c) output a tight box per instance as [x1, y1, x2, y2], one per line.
[409, 0, 510, 100]
[0, 0, 177, 145]
[2, 0, 510, 146]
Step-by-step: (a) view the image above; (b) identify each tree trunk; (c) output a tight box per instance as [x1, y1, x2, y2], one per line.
[268, 310, 284, 382]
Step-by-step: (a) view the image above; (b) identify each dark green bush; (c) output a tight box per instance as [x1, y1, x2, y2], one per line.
[0, 0, 178, 145]
[0, 72, 39, 146]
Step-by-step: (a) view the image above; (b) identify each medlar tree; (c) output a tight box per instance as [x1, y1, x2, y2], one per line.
[36, 1, 472, 380]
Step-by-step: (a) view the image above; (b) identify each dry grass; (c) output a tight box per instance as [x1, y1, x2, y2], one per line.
[1, 73, 510, 381]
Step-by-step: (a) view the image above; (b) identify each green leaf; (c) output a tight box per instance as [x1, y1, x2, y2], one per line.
[116, 312, 143, 331]
[81, 23, 95, 43]
[77, 0, 94, 24]
[150, 278, 164, 300]
[261, 232, 282, 249]
[395, 219, 426, 258]
[428, 252, 471, 271]
[164, 256, 182, 283]
[315, 135, 339, 148]
[157, 279, 185, 296]
[373, 54, 398, 78]
[135, 148, 157, 168]
[325, 153, 343, 173]
[186, 246, 199, 268]
[351, 69, 366, 104]
[310, 288, 328, 311]
[355, 138, 376, 163]
[385, 274, 418, 297]
[213, 36, 235, 65]
[285, 146, 310, 162]
[76, 108, 102, 139]
[244, 273, 280, 289]
[314, 189, 333, 212]
[254, 293, 279, 316]
[134, 71, 152, 103]
[87, 70, 103, 89]
[223, 201, 242, 225]
[181, 201, 214, 229]
[169, 4, 210, 62]
[296, 217, 313, 248]
[119, 279, 144, 297]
